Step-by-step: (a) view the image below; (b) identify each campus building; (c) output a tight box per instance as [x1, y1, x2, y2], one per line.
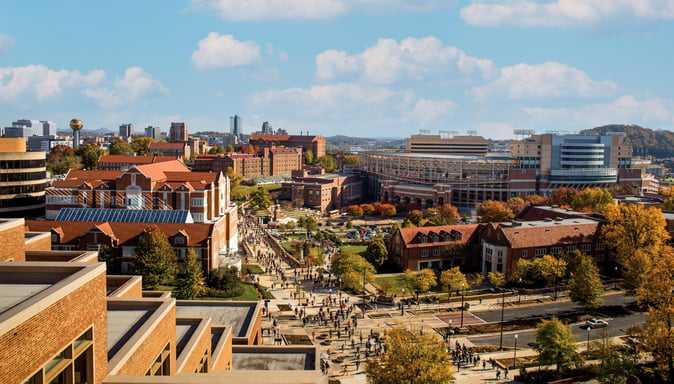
[169, 122, 188, 142]
[97, 155, 179, 171]
[45, 160, 232, 223]
[148, 142, 191, 160]
[406, 134, 489, 156]
[0, 137, 48, 218]
[249, 133, 326, 159]
[194, 147, 303, 179]
[389, 224, 483, 271]
[0, 218, 323, 384]
[280, 170, 364, 212]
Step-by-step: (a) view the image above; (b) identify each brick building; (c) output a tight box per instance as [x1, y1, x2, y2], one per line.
[194, 146, 303, 179]
[149, 142, 191, 160]
[249, 133, 326, 159]
[97, 154, 179, 170]
[480, 218, 603, 277]
[280, 171, 363, 212]
[0, 218, 322, 384]
[45, 160, 231, 223]
[389, 224, 483, 271]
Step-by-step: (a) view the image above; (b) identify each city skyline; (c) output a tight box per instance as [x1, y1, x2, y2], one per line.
[1, 1, 674, 139]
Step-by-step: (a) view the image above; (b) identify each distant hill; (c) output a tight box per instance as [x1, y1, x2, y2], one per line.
[581, 124, 674, 158]
[326, 135, 404, 150]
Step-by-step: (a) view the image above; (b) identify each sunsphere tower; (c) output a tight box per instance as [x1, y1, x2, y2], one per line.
[69, 118, 83, 149]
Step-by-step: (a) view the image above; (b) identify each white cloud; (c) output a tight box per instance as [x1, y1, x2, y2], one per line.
[523, 95, 674, 128]
[192, 0, 347, 21]
[315, 36, 494, 84]
[192, 33, 261, 70]
[477, 122, 517, 140]
[0, 65, 105, 103]
[407, 99, 456, 125]
[83, 67, 166, 108]
[460, 0, 674, 27]
[0, 34, 14, 55]
[471, 62, 616, 100]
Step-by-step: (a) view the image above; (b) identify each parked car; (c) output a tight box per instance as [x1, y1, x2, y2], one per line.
[585, 319, 609, 329]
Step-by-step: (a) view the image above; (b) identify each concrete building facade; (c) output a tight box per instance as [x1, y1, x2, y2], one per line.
[0, 138, 48, 218]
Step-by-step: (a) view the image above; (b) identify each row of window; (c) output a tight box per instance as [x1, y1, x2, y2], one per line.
[0, 171, 46, 182]
[0, 195, 44, 208]
[24, 328, 93, 384]
[527, 243, 592, 258]
[0, 159, 45, 169]
[0, 182, 47, 196]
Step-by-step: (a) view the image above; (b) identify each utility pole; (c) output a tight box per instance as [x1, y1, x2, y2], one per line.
[498, 290, 506, 350]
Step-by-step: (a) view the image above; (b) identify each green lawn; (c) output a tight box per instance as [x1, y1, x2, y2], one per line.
[227, 283, 260, 301]
[241, 264, 264, 275]
[340, 244, 368, 256]
[231, 183, 281, 200]
[373, 274, 414, 296]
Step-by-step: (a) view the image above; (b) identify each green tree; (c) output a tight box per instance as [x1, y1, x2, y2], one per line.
[487, 271, 505, 288]
[535, 318, 582, 373]
[249, 187, 271, 211]
[364, 237, 388, 269]
[569, 253, 604, 309]
[571, 187, 613, 212]
[131, 136, 153, 155]
[298, 216, 318, 235]
[477, 200, 515, 223]
[76, 144, 104, 170]
[109, 139, 135, 155]
[208, 145, 225, 154]
[47, 145, 80, 175]
[318, 154, 337, 172]
[133, 228, 177, 289]
[175, 249, 207, 299]
[440, 267, 467, 299]
[331, 253, 375, 292]
[599, 343, 640, 384]
[366, 328, 453, 384]
[550, 187, 578, 207]
[304, 149, 314, 164]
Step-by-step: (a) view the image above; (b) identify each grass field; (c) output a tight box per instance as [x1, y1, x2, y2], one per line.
[241, 264, 264, 275]
[373, 274, 414, 295]
[228, 283, 260, 301]
[231, 183, 281, 200]
[340, 244, 368, 256]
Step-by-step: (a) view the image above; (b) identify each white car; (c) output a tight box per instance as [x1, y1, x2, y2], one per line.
[585, 319, 608, 329]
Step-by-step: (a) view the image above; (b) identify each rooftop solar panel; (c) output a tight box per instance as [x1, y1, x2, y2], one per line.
[55, 208, 191, 224]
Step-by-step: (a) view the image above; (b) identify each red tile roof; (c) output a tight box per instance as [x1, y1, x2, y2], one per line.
[398, 224, 480, 248]
[250, 134, 290, 141]
[499, 221, 598, 249]
[149, 142, 188, 150]
[133, 160, 190, 180]
[98, 155, 178, 165]
[25, 220, 213, 246]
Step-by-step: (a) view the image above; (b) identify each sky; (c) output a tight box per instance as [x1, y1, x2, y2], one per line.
[1, 0, 674, 139]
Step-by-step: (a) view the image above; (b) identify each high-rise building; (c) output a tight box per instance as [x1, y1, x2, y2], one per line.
[261, 121, 273, 134]
[145, 125, 161, 140]
[119, 123, 133, 139]
[3, 119, 56, 137]
[169, 121, 188, 142]
[0, 137, 48, 218]
[230, 115, 242, 137]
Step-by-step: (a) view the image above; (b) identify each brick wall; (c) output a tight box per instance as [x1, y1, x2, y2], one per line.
[0, 222, 26, 262]
[211, 329, 233, 372]
[25, 233, 52, 252]
[179, 322, 211, 374]
[0, 272, 107, 383]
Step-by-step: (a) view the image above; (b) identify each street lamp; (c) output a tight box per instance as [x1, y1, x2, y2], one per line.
[460, 283, 466, 328]
[586, 327, 592, 354]
[498, 290, 506, 350]
[513, 334, 518, 369]
[614, 266, 618, 290]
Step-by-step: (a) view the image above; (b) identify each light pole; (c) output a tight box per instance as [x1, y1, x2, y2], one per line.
[614, 266, 618, 290]
[586, 327, 592, 354]
[460, 283, 466, 328]
[513, 334, 518, 369]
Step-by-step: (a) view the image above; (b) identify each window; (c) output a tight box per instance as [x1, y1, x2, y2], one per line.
[582, 243, 592, 253]
[550, 247, 562, 255]
[191, 198, 204, 207]
[27, 328, 93, 384]
[534, 248, 545, 257]
[174, 236, 185, 245]
[146, 344, 171, 376]
[521, 250, 528, 258]
[192, 213, 204, 222]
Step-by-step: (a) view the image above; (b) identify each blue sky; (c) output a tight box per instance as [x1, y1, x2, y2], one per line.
[1, 0, 673, 139]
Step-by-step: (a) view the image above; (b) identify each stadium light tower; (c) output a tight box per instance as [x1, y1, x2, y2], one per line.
[70, 118, 83, 149]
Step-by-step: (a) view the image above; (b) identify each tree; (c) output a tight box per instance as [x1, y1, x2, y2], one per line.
[507, 197, 528, 215]
[343, 154, 359, 167]
[414, 268, 437, 294]
[569, 253, 604, 309]
[207, 266, 241, 292]
[571, 187, 613, 212]
[360, 204, 375, 216]
[487, 271, 505, 288]
[304, 149, 314, 164]
[47, 145, 80, 175]
[364, 237, 388, 269]
[535, 318, 582, 373]
[347, 205, 364, 216]
[366, 328, 453, 384]
[440, 267, 467, 298]
[477, 200, 515, 223]
[524, 194, 548, 205]
[380, 203, 397, 217]
[434, 203, 460, 225]
[513, 255, 566, 287]
[226, 144, 235, 153]
[407, 209, 424, 226]
[318, 154, 337, 172]
[76, 144, 104, 170]
[133, 228, 177, 289]
[109, 139, 134, 155]
[298, 216, 318, 235]
[550, 187, 578, 207]
[249, 187, 271, 211]
[175, 249, 207, 299]
[208, 145, 225, 154]
[602, 203, 669, 290]
[599, 343, 640, 384]
[131, 136, 153, 155]
[331, 253, 375, 292]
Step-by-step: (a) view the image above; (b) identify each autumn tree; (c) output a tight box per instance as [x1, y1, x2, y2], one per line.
[76, 144, 104, 169]
[487, 271, 505, 288]
[318, 154, 337, 172]
[506, 196, 528, 215]
[131, 136, 153, 155]
[360, 204, 375, 216]
[407, 209, 424, 226]
[477, 200, 515, 223]
[535, 318, 582, 373]
[550, 187, 578, 207]
[569, 253, 604, 309]
[571, 187, 613, 212]
[602, 203, 670, 290]
[134, 228, 177, 289]
[380, 203, 397, 217]
[364, 237, 388, 269]
[347, 205, 364, 216]
[436, 203, 461, 225]
[304, 149, 314, 164]
[331, 253, 375, 292]
[366, 328, 453, 384]
[47, 145, 80, 175]
[524, 194, 548, 205]
[175, 249, 207, 299]
[414, 268, 437, 294]
[109, 139, 134, 155]
[440, 267, 467, 299]
[513, 255, 566, 287]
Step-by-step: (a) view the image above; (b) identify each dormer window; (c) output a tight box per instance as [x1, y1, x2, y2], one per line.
[174, 236, 185, 245]
[450, 230, 462, 241]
